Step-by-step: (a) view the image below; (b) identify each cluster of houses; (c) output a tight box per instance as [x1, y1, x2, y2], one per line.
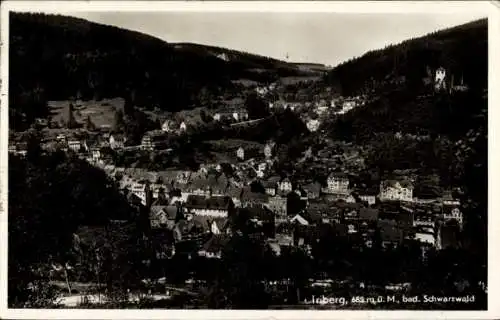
[98, 144, 463, 261]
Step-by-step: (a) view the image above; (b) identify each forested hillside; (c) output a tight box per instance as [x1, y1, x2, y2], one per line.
[325, 19, 487, 96]
[322, 19, 487, 143]
[9, 13, 304, 130]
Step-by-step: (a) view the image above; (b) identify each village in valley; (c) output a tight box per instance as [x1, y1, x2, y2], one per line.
[8, 64, 473, 307]
[7, 11, 487, 310]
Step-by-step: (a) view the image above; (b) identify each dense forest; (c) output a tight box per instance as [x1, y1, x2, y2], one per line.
[9, 13, 309, 130]
[8, 140, 139, 307]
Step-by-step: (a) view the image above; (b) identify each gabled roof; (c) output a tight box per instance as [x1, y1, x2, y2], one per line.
[185, 195, 233, 210]
[226, 185, 243, 199]
[126, 193, 143, 206]
[290, 214, 310, 226]
[440, 224, 460, 249]
[262, 180, 278, 189]
[150, 205, 177, 220]
[328, 172, 349, 180]
[381, 179, 414, 189]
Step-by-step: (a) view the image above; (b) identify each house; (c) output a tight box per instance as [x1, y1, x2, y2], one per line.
[262, 181, 277, 196]
[356, 186, 378, 205]
[67, 139, 83, 152]
[226, 184, 242, 207]
[184, 195, 234, 217]
[109, 134, 126, 150]
[10, 142, 28, 157]
[326, 172, 350, 195]
[435, 67, 447, 91]
[244, 206, 275, 225]
[56, 134, 67, 143]
[413, 212, 435, 229]
[303, 182, 321, 199]
[190, 215, 228, 235]
[264, 142, 276, 159]
[306, 119, 320, 132]
[442, 190, 460, 206]
[415, 226, 437, 247]
[130, 182, 149, 205]
[266, 196, 287, 222]
[290, 214, 310, 226]
[198, 235, 229, 259]
[442, 205, 463, 228]
[379, 179, 414, 202]
[179, 121, 187, 132]
[161, 120, 174, 133]
[176, 171, 192, 185]
[278, 177, 293, 194]
[345, 194, 357, 204]
[236, 147, 245, 161]
[185, 178, 211, 197]
[378, 220, 404, 249]
[35, 118, 48, 127]
[150, 205, 178, 229]
[91, 147, 101, 162]
[141, 131, 168, 151]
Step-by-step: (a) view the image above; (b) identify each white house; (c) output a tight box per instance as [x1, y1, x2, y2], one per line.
[91, 148, 101, 162]
[443, 205, 463, 227]
[109, 134, 126, 150]
[306, 119, 320, 132]
[130, 182, 148, 205]
[264, 142, 276, 159]
[278, 177, 293, 193]
[379, 179, 413, 202]
[415, 228, 436, 247]
[290, 214, 309, 226]
[161, 120, 173, 133]
[179, 122, 187, 132]
[435, 67, 447, 91]
[185, 195, 233, 218]
[67, 139, 82, 152]
[359, 195, 376, 205]
[326, 173, 350, 195]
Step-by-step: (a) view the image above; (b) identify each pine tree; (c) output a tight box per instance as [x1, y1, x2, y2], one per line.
[112, 109, 125, 133]
[66, 103, 78, 129]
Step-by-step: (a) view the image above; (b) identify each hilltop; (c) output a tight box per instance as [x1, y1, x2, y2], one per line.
[172, 43, 324, 79]
[9, 13, 311, 130]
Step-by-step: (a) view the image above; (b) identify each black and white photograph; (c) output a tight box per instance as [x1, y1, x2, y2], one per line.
[1, 1, 497, 317]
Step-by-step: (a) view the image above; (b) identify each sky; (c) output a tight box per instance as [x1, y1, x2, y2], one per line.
[70, 11, 487, 67]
